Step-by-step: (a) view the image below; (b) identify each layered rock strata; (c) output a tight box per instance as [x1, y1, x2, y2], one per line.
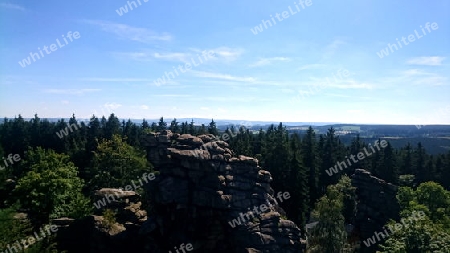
[141, 131, 304, 252]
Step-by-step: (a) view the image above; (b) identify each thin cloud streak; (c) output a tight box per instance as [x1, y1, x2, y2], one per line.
[82, 20, 171, 43]
[192, 71, 256, 82]
[81, 78, 154, 82]
[407, 57, 445, 66]
[249, 57, 290, 67]
[0, 3, 26, 11]
[43, 89, 101, 95]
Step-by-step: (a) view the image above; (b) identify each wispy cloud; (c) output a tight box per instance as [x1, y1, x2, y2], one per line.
[412, 75, 448, 86]
[153, 52, 190, 62]
[323, 39, 346, 58]
[83, 20, 171, 43]
[44, 89, 101, 95]
[331, 81, 373, 89]
[203, 96, 262, 102]
[104, 103, 122, 110]
[113, 47, 241, 63]
[154, 94, 192, 97]
[192, 71, 256, 82]
[205, 47, 243, 62]
[80, 77, 153, 82]
[0, 3, 26, 11]
[384, 69, 448, 86]
[308, 77, 373, 89]
[249, 57, 290, 67]
[325, 93, 353, 98]
[140, 105, 149, 110]
[112, 50, 193, 62]
[406, 57, 445, 66]
[298, 64, 326, 71]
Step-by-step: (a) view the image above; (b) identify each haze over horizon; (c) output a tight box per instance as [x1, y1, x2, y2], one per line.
[1, 0, 449, 124]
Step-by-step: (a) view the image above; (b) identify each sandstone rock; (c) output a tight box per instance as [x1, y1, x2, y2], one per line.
[57, 131, 305, 253]
[142, 131, 305, 252]
[351, 169, 400, 253]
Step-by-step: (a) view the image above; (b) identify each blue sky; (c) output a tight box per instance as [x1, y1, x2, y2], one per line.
[1, 0, 449, 124]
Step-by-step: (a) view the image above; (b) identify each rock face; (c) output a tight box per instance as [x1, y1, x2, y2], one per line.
[351, 169, 400, 252]
[56, 188, 148, 252]
[141, 131, 304, 252]
[56, 131, 305, 252]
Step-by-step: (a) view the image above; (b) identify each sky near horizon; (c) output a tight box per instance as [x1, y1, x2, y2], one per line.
[0, 0, 449, 124]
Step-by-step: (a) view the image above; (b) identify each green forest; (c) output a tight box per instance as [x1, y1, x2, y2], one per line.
[1, 114, 449, 252]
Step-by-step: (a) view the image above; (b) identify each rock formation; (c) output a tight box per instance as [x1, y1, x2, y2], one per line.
[56, 131, 305, 252]
[141, 131, 305, 252]
[56, 188, 148, 252]
[351, 169, 400, 252]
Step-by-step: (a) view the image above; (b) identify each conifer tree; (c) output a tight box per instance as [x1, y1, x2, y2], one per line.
[302, 126, 319, 209]
[170, 118, 180, 133]
[188, 119, 196, 135]
[208, 119, 219, 136]
[157, 117, 167, 132]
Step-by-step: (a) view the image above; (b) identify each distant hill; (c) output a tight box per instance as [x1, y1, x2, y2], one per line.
[2, 117, 449, 154]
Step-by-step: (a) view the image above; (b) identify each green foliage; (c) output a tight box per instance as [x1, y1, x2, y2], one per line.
[169, 118, 180, 133]
[398, 182, 450, 229]
[2, 115, 450, 252]
[0, 208, 32, 248]
[302, 126, 319, 210]
[334, 175, 356, 224]
[87, 134, 153, 191]
[157, 117, 167, 132]
[398, 174, 415, 187]
[378, 214, 450, 253]
[0, 208, 59, 252]
[25, 235, 59, 253]
[13, 147, 91, 224]
[379, 181, 450, 252]
[208, 119, 219, 136]
[102, 209, 117, 228]
[308, 183, 346, 253]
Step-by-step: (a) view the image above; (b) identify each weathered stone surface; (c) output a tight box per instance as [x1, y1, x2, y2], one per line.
[57, 131, 305, 252]
[57, 191, 149, 253]
[351, 169, 400, 253]
[141, 131, 304, 252]
[52, 217, 75, 227]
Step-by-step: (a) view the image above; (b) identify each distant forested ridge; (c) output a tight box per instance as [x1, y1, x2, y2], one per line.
[1, 114, 449, 252]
